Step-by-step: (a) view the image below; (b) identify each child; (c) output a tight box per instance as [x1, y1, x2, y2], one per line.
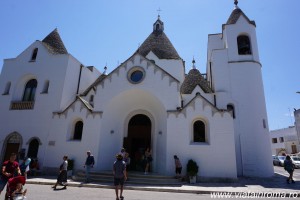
[174, 155, 182, 178]
[11, 183, 27, 199]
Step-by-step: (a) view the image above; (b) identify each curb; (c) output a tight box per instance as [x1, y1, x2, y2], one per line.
[25, 180, 213, 194]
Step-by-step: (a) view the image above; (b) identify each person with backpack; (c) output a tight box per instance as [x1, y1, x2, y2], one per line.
[284, 155, 295, 184]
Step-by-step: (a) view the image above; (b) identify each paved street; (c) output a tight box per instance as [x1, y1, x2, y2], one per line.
[274, 166, 300, 180]
[0, 166, 298, 200]
[0, 184, 297, 200]
[0, 184, 205, 200]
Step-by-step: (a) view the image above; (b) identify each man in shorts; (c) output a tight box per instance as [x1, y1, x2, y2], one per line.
[0, 153, 21, 195]
[113, 153, 127, 200]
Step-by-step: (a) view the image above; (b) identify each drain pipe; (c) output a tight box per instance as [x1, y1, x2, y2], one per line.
[76, 64, 83, 94]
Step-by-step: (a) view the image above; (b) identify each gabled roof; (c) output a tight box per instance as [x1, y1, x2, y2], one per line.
[81, 52, 180, 96]
[226, 7, 256, 27]
[81, 74, 107, 96]
[42, 28, 68, 54]
[53, 96, 94, 115]
[181, 69, 213, 94]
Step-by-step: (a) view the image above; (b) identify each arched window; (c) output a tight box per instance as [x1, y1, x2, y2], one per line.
[193, 120, 206, 142]
[73, 121, 83, 140]
[156, 24, 160, 31]
[31, 48, 38, 61]
[22, 79, 37, 101]
[27, 139, 39, 158]
[3, 81, 11, 95]
[227, 104, 235, 119]
[237, 35, 252, 55]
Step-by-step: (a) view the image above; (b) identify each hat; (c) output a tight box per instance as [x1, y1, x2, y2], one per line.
[116, 154, 123, 159]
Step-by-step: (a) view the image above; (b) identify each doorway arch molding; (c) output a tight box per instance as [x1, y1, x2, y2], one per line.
[1, 131, 23, 162]
[123, 109, 155, 139]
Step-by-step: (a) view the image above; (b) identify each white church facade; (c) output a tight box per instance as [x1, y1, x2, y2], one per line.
[0, 3, 274, 178]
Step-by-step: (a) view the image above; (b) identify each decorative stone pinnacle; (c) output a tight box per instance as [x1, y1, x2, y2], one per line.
[192, 58, 196, 69]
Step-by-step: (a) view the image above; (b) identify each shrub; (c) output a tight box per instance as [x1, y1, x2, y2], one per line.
[187, 159, 198, 176]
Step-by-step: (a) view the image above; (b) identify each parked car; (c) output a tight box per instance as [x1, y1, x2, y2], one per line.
[290, 156, 300, 169]
[273, 155, 285, 166]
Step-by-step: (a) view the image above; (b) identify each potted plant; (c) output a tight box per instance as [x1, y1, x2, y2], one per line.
[67, 159, 74, 177]
[187, 159, 198, 184]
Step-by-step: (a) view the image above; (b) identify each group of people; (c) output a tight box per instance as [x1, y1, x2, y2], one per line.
[0, 153, 28, 199]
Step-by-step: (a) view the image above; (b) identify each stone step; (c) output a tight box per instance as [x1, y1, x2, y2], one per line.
[73, 171, 184, 186]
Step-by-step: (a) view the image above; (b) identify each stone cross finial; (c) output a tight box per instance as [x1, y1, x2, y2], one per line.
[157, 8, 162, 18]
[234, 0, 238, 6]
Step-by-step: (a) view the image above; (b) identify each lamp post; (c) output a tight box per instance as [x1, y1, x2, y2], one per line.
[295, 92, 300, 147]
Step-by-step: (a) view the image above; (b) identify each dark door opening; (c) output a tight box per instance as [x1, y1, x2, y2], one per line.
[27, 139, 39, 159]
[123, 114, 151, 171]
[3, 143, 20, 162]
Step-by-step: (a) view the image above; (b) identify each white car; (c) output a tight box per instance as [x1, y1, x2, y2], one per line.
[273, 155, 285, 167]
[291, 156, 300, 169]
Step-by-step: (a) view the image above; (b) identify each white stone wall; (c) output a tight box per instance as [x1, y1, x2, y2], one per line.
[166, 97, 237, 178]
[207, 13, 273, 177]
[270, 127, 299, 155]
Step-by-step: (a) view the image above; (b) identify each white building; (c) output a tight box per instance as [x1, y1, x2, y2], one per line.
[0, 2, 273, 178]
[270, 126, 299, 155]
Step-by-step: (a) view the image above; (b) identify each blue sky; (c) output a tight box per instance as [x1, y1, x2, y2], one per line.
[1, 0, 299, 130]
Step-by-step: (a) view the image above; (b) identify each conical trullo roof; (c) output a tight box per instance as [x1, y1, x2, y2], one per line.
[42, 28, 68, 54]
[181, 66, 213, 94]
[226, 5, 256, 26]
[137, 16, 181, 60]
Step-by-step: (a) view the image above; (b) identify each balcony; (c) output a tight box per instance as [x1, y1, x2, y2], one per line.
[10, 101, 34, 110]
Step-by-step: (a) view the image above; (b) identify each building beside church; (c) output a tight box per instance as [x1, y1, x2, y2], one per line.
[0, 2, 273, 178]
[270, 126, 299, 156]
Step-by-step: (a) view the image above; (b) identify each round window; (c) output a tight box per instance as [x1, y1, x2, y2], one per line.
[128, 67, 145, 84]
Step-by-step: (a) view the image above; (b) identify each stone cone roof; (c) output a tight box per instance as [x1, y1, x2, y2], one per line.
[137, 31, 181, 60]
[181, 69, 213, 94]
[42, 28, 68, 54]
[226, 7, 256, 26]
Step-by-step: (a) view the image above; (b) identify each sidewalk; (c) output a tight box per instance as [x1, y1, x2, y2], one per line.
[25, 173, 299, 195]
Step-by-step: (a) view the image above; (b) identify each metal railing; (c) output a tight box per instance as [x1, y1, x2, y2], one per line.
[10, 101, 34, 110]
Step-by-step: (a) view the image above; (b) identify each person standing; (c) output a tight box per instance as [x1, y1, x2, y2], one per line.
[174, 155, 182, 178]
[123, 153, 130, 179]
[52, 155, 68, 190]
[19, 157, 31, 179]
[284, 155, 295, 184]
[84, 150, 95, 183]
[0, 153, 21, 195]
[144, 148, 152, 174]
[113, 154, 127, 200]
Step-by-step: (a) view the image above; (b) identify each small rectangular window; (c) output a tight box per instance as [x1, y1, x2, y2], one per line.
[263, 119, 267, 129]
[272, 138, 278, 143]
[3, 82, 11, 95]
[279, 137, 284, 143]
[31, 48, 38, 61]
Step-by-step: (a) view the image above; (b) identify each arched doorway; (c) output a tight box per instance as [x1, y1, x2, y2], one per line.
[2, 133, 22, 162]
[27, 138, 40, 158]
[123, 114, 151, 171]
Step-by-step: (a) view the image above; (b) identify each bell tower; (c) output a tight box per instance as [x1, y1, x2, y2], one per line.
[208, 0, 274, 177]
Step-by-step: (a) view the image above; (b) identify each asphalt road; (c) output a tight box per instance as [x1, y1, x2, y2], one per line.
[0, 184, 296, 200]
[0, 167, 298, 200]
[274, 165, 300, 180]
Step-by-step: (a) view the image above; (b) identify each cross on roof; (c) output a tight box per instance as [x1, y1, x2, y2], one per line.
[234, 0, 238, 6]
[157, 8, 162, 16]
